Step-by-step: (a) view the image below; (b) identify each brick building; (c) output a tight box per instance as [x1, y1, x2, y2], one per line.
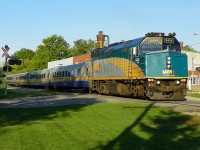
[73, 53, 91, 64]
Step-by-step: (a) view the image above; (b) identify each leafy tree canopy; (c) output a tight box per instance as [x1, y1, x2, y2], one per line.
[14, 48, 35, 61]
[32, 34, 71, 70]
[71, 39, 96, 56]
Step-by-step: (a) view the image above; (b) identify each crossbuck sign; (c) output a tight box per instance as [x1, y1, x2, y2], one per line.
[2, 45, 10, 58]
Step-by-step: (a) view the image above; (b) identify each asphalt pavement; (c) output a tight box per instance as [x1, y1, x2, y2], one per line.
[0, 88, 200, 116]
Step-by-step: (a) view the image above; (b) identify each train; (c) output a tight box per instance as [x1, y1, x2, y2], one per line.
[7, 32, 188, 100]
[7, 63, 89, 91]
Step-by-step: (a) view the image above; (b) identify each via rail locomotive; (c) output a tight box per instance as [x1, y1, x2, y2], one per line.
[7, 32, 188, 100]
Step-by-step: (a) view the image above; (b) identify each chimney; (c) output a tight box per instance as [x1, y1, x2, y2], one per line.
[97, 31, 105, 48]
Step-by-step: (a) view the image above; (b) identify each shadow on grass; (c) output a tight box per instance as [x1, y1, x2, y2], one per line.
[0, 105, 90, 128]
[1, 97, 200, 149]
[0, 96, 102, 129]
[95, 103, 200, 150]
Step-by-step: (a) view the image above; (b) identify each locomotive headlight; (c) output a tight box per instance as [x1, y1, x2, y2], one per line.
[166, 57, 171, 68]
[167, 65, 171, 68]
[181, 79, 187, 82]
[148, 79, 154, 82]
[176, 81, 180, 84]
[157, 81, 161, 84]
[167, 57, 171, 60]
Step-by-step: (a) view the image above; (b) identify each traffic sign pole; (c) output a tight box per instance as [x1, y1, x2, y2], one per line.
[2, 45, 10, 95]
[5, 57, 7, 95]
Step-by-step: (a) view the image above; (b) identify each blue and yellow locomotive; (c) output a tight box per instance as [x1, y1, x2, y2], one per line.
[89, 32, 188, 100]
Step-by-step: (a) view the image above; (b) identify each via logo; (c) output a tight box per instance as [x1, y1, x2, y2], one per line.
[162, 70, 175, 75]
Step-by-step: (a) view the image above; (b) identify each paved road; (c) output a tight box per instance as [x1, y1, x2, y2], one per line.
[0, 88, 200, 115]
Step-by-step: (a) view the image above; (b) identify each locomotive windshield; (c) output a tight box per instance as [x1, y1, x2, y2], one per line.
[140, 37, 163, 53]
[140, 33, 181, 53]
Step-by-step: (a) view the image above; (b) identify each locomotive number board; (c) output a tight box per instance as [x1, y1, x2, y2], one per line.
[164, 38, 174, 44]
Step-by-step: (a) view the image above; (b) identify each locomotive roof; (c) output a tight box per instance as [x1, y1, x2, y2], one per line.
[92, 37, 145, 55]
[92, 34, 180, 56]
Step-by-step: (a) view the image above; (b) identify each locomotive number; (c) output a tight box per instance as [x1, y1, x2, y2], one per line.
[164, 38, 174, 44]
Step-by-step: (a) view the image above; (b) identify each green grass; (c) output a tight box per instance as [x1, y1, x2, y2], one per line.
[0, 102, 200, 150]
[0, 89, 47, 99]
[187, 93, 200, 98]
[187, 89, 200, 98]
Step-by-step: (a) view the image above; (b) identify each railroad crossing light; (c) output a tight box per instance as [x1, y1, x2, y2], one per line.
[8, 66, 12, 72]
[8, 58, 22, 65]
[15, 59, 22, 65]
[3, 66, 7, 71]
[8, 59, 15, 65]
[3, 66, 12, 72]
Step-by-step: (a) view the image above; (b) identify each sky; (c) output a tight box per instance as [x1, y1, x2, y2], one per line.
[0, 0, 200, 63]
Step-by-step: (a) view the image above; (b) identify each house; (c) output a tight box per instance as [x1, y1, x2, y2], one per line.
[182, 50, 200, 89]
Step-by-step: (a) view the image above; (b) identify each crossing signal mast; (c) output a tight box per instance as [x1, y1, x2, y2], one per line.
[1, 45, 10, 95]
[1, 45, 22, 95]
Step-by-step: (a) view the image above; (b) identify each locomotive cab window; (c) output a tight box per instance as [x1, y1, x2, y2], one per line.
[133, 46, 139, 57]
[163, 45, 181, 52]
[140, 37, 163, 53]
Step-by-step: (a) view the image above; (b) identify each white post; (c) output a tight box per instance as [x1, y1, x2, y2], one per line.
[191, 57, 194, 90]
[5, 57, 7, 95]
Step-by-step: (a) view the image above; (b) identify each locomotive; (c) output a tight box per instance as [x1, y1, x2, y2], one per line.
[7, 32, 188, 100]
[89, 31, 188, 100]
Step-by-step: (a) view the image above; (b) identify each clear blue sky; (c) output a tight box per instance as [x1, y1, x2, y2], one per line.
[0, 0, 200, 63]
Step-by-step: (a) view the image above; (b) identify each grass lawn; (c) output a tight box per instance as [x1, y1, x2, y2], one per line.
[0, 89, 47, 99]
[187, 93, 200, 98]
[187, 92, 200, 98]
[0, 102, 200, 150]
[0, 87, 47, 99]
[187, 89, 200, 98]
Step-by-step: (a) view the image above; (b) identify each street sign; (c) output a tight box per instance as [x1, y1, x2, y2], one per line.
[1, 47, 9, 58]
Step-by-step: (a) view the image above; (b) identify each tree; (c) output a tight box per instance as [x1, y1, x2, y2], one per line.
[71, 39, 97, 56]
[9, 48, 35, 73]
[182, 45, 197, 52]
[15, 48, 35, 60]
[32, 35, 71, 70]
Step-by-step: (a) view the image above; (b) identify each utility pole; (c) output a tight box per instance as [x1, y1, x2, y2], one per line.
[191, 57, 195, 90]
